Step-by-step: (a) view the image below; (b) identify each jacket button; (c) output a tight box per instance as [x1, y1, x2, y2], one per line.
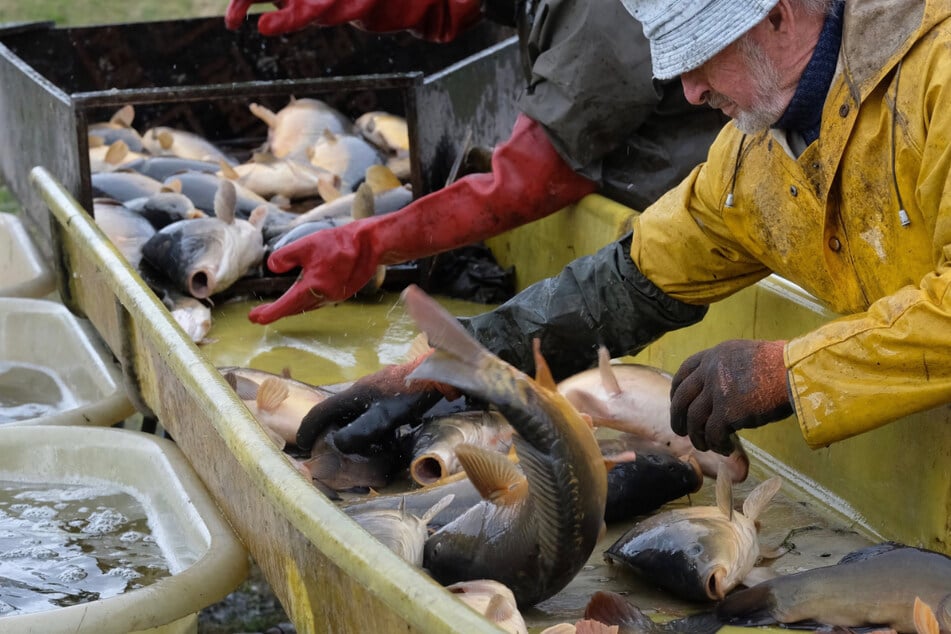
[839, 103, 850, 117]
[828, 236, 842, 252]
[789, 185, 798, 197]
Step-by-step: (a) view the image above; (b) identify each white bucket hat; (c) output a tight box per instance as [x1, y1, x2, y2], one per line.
[620, 0, 780, 79]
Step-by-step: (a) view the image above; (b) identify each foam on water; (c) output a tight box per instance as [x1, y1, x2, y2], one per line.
[0, 362, 80, 423]
[0, 481, 170, 616]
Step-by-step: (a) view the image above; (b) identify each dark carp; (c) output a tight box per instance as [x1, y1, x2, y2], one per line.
[604, 463, 781, 602]
[409, 410, 516, 486]
[348, 494, 455, 567]
[716, 542, 951, 632]
[401, 284, 607, 608]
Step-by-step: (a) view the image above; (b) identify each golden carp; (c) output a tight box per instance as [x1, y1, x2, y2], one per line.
[557, 347, 750, 483]
[401, 284, 607, 607]
[142, 126, 238, 166]
[604, 462, 781, 602]
[716, 543, 951, 632]
[409, 410, 515, 486]
[249, 97, 354, 160]
[445, 579, 528, 634]
[355, 111, 410, 157]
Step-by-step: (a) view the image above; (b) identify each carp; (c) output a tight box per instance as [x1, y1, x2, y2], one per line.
[141, 180, 266, 299]
[716, 542, 951, 632]
[218, 152, 338, 200]
[408, 410, 516, 486]
[539, 590, 723, 634]
[348, 495, 454, 567]
[93, 198, 156, 269]
[249, 97, 354, 160]
[604, 462, 781, 602]
[557, 347, 750, 483]
[307, 130, 384, 194]
[401, 284, 607, 608]
[142, 126, 238, 166]
[445, 579, 528, 634]
[355, 111, 410, 157]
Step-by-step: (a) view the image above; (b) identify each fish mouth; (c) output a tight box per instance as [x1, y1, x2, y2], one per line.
[705, 566, 728, 600]
[411, 454, 448, 486]
[187, 269, 215, 299]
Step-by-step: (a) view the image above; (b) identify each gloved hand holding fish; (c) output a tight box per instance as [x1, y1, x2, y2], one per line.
[224, 0, 483, 41]
[670, 339, 793, 456]
[248, 113, 597, 324]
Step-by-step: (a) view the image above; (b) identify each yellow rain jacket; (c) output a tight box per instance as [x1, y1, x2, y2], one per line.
[630, 0, 951, 447]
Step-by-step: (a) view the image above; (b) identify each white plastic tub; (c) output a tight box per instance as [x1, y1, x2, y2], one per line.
[0, 212, 55, 298]
[0, 297, 134, 426]
[0, 425, 248, 633]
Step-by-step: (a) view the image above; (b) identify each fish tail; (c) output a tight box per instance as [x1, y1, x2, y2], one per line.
[714, 585, 778, 626]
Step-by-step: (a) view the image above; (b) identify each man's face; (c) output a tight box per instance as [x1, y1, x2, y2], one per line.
[680, 33, 790, 134]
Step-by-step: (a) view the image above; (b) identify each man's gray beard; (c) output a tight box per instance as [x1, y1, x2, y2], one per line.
[730, 35, 789, 134]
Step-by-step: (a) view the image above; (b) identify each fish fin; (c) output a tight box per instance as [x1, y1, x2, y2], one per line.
[104, 140, 129, 166]
[715, 461, 734, 520]
[219, 160, 240, 180]
[187, 208, 208, 219]
[227, 373, 260, 401]
[322, 128, 337, 142]
[157, 130, 175, 150]
[484, 593, 516, 624]
[757, 544, 789, 560]
[281, 367, 293, 379]
[532, 338, 557, 391]
[248, 205, 270, 229]
[351, 182, 375, 220]
[214, 180, 238, 224]
[249, 102, 278, 128]
[110, 104, 135, 127]
[88, 134, 105, 148]
[317, 175, 343, 202]
[420, 494, 455, 524]
[741, 565, 778, 588]
[741, 475, 782, 521]
[256, 376, 290, 413]
[915, 597, 941, 634]
[454, 443, 528, 506]
[597, 347, 623, 397]
[403, 333, 432, 363]
[365, 164, 403, 193]
[251, 151, 278, 163]
[163, 178, 183, 194]
[311, 477, 341, 501]
[564, 391, 620, 431]
[573, 620, 618, 634]
[601, 450, 637, 473]
[837, 541, 906, 564]
[401, 285, 495, 386]
[539, 625, 577, 634]
[583, 591, 653, 630]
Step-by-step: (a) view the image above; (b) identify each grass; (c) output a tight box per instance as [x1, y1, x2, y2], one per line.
[0, 0, 228, 27]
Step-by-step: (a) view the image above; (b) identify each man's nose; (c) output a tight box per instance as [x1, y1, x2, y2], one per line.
[680, 72, 708, 106]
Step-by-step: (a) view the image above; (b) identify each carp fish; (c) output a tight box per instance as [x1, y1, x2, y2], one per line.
[409, 410, 516, 486]
[540, 590, 723, 634]
[445, 579, 528, 634]
[715, 542, 951, 632]
[250, 97, 354, 160]
[604, 462, 782, 602]
[142, 126, 238, 166]
[347, 494, 454, 567]
[400, 284, 607, 608]
[141, 180, 266, 299]
[557, 347, 750, 483]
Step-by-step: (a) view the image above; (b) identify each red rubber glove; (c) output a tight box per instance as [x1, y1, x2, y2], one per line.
[249, 113, 598, 324]
[669, 339, 793, 456]
[225, 0, 482, 41]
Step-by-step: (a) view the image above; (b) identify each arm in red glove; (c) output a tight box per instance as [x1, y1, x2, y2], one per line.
[225, 0, 483, 41]
[248, 113, 598, 324]
[669, 339, 794, 456]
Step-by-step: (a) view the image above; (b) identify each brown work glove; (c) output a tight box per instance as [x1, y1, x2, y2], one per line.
[669, 339, 792, 456]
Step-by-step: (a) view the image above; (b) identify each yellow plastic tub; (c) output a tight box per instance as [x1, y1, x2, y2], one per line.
[0, 211, 55, 298]
[0, 425, 248, 634]
[0, 297, 135, 427]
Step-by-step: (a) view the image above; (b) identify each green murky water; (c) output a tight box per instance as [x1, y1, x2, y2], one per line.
[0, 481, 169, 616]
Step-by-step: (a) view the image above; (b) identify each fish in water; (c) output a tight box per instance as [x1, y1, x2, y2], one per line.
[539, 590, 723, 634]
[604, 462, 782, 602]
[445, 579, 528, 634]
[348, 494, 454, 567]
[409, 409, 516, 486]
[557, 347, 750, 483]
[250, 97, 354, 160]
[599, 434, 703, 524]
[141, 180, 267, 299]
[715, 542, 951, 632]
[401, 284, 608, 608]
[220, 366, 335, 448]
